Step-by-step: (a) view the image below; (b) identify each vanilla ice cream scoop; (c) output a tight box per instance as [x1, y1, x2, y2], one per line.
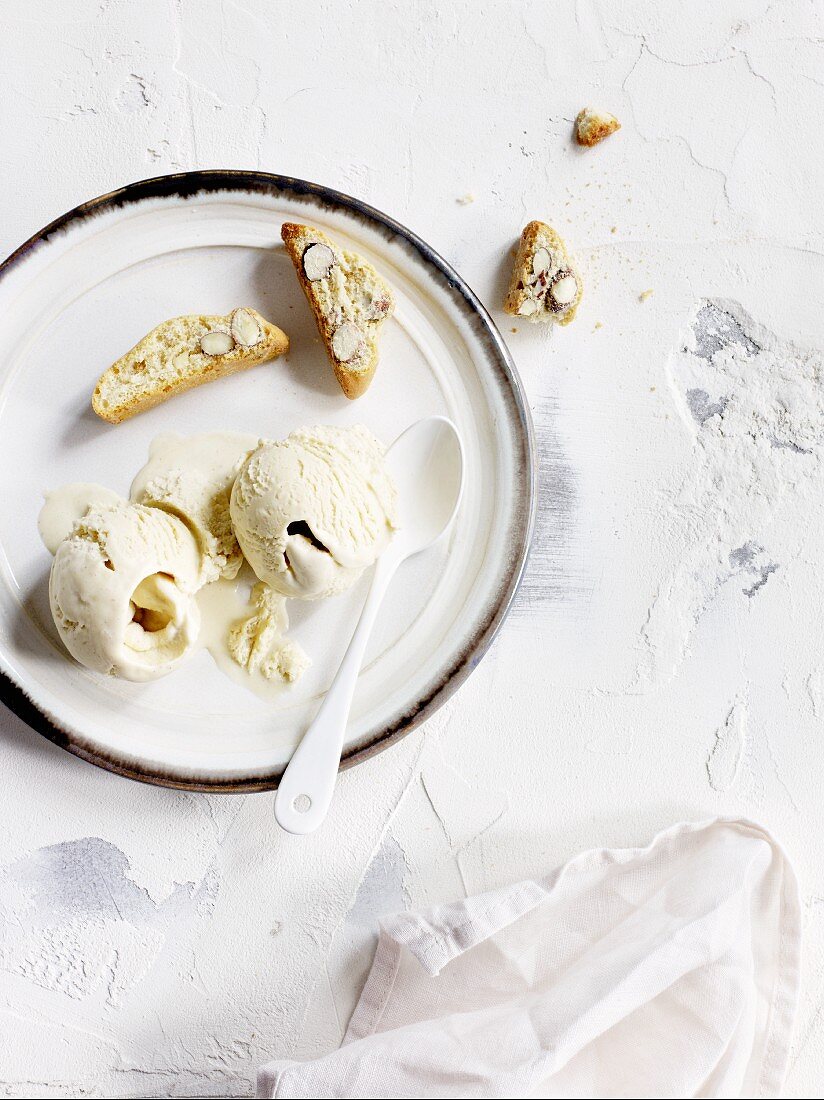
[230, 425, 398, 599]
[130, 430, 259, 585]
[48, 498, 202, 680]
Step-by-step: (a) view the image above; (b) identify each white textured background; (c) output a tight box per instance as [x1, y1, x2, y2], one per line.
[2, 1, 824, 1096]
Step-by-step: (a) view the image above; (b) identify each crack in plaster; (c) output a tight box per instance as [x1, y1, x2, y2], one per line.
[115, 73, 153, 113]
[806, 670, 822, 718]
[706, 700, 748, 791]
[420, 751, 509, 853]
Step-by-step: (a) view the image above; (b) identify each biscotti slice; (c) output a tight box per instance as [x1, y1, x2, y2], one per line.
[92, 307, 289, 424]
[575, 107, 621, 147]
[281, 222, 394, 399]
[503, 222, 583, 326]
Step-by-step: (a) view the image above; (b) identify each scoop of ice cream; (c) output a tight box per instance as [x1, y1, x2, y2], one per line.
[130, 431, 259, 585]
[230, 425, 397, 599]
[48, 498, 202, 680]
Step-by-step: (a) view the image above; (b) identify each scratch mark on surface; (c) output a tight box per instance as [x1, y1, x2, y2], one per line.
[115, 73, 153, 112]
[513, 394, 584, 612]
[806, 670, 822, 718]
[421, 753, 508, 851]
[706, 700, 747, 791]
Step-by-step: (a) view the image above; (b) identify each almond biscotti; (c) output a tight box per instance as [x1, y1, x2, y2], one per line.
[280, 222, 394, 399]
[92, 307, 289, 424]
[503, 222, 583, 326]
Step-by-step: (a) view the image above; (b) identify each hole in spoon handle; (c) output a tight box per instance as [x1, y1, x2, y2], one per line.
[274, 742, 341, 834]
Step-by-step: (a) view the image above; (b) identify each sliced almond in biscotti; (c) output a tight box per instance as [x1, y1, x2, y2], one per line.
[92, 307, 289, 424]
[280, 222, 394, 399]
[503, 221, 583, 326]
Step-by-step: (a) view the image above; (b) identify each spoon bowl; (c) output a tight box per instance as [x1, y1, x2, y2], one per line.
[274, 417, 464, 834]
[386, 416, 464, 556]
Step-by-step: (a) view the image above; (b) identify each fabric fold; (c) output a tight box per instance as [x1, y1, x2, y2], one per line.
[257, 818, 800, 1099]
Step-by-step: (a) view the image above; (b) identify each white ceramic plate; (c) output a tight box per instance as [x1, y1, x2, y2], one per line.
[0, 172, 535, 790]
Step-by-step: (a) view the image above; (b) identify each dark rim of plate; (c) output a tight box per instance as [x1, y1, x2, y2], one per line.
[0, 170, 537, 793]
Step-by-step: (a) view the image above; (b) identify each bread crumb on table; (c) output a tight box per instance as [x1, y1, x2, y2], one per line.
[575, 107, 621, 147]
[639, 289, 654, 303]
[456, 193, 475, 205]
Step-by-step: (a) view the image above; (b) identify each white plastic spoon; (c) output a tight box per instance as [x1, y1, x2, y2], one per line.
[274, 416, 465, 834]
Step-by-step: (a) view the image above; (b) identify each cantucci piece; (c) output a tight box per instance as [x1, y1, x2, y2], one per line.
[281, 222, 394, 399]
[503, 221, 583, 326]
[92, 307, 289, 424]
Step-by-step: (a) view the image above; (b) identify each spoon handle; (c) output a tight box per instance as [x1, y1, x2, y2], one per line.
[274, 553, 398, 834]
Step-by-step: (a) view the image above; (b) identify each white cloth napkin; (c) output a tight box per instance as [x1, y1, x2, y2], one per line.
[257, 818, 800, 1099]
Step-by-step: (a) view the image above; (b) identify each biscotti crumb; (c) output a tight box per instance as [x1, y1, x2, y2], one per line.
[456, 193, 475, 205]
[639, 289, 654, 302]
[575, 107, 621, 147]
[503, 221, 583, 326]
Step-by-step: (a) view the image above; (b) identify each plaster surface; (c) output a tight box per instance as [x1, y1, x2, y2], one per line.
[1, 1, 823, 1096]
